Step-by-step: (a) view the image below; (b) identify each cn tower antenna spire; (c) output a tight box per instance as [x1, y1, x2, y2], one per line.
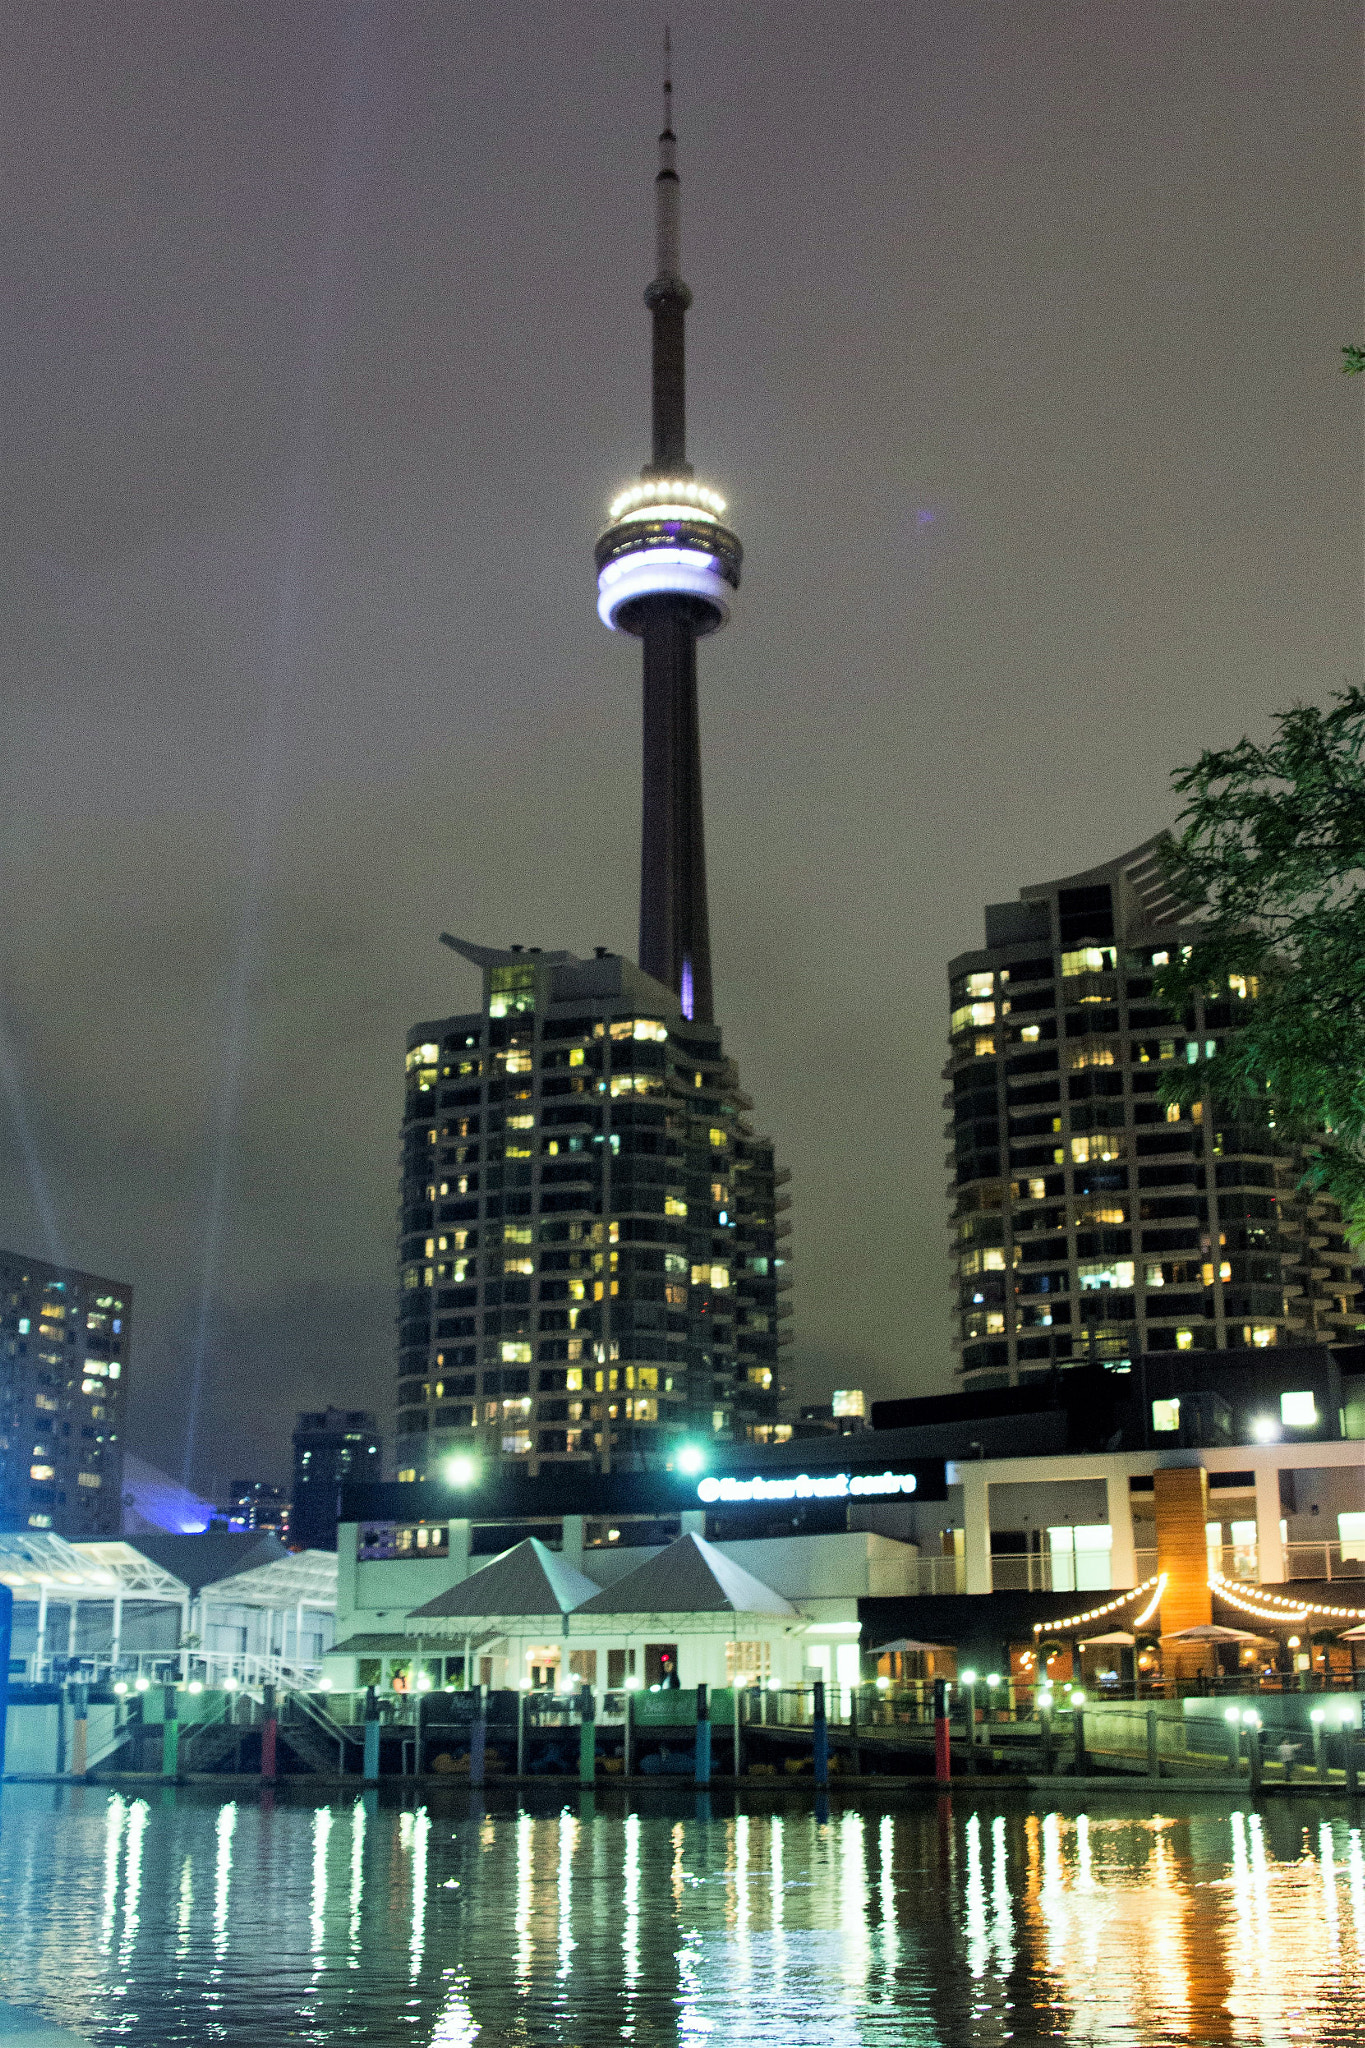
[593, 35, 743, 1025]
[655, 27, 681, 283]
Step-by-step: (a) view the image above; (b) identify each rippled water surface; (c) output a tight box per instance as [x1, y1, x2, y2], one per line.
[2, 1784, 1365, 2044]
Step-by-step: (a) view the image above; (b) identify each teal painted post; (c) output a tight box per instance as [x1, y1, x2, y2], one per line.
[623, 1686, 634, 1777]
[516, 1687, 526, 1777]
[363, 1686, 380, 1784]
[694, 1684, 711, 1787]
[579, 1687, 596, 1784]
[161, 1686, 180, 1781]
[468, 1685, 485, 1787]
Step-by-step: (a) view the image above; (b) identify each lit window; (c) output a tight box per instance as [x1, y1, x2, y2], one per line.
[975, 1035, 996, 1056]
[504, 1258, 534, 1276]
[1071, 1134, 1125, 1164]
[1144, 1264, 1164, 1287]
[1175, 1329, 1194, 1351]
[1020, 1025, 1040, 1044]
[1151, 1399, 1180, 1433]
[1248, 1326, 1278, 1350]
[507, 1113, 534, 1130]
[569, 1047, 585, 1067]
[1060, 947, 1115, 976]
[1151, 950, 1170, 967]
[950, 1001, 995, 1034]
[504, 1223, 532, 1243]
[1077, 1260, 1135, 1291]
[29, 1463, 54, 1481]
[1228, 973, 1258, 1000]
[709, 1128, 727, 1147]
[1339, 1512, 1365, 1561]
[1165, 1102, 1181, 1123]
[500, 1341, 532, 1364]
[665, 1196, 688, 1218]
[1026, 1177, 1046, 1199]
[967, 972, 993, 1000]
[1280, 1390, 1317, 1427]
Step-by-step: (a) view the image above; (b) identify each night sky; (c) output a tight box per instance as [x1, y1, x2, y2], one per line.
[2, 3, 1360, 1494]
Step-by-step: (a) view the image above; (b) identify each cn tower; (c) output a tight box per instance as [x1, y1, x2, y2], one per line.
[594, 44, 742, 1028]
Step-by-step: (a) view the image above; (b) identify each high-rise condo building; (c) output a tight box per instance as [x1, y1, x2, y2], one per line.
[0, 1249, 129, 1536]
[947, 837, 1363, 1389]
[394, 60, 789, 1479]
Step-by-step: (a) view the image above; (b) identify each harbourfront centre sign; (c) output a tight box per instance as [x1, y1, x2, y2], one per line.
[696, 1470, 919, 1505]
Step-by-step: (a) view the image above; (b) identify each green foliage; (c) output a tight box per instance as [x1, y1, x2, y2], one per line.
[1154, 688, 1365, 1241]
[1343, 344, 1365, 375]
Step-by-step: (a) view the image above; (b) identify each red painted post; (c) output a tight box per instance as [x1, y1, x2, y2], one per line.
[933, 1677, 951, 1787]
[261, 1681, 278, 1784]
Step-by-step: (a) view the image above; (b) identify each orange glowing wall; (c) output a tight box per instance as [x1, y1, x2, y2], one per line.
[1153, 1465, 1213, 1633]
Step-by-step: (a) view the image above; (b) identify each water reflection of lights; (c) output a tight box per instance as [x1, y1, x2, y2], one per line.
[878, 1813, 899, 1978]
[516, 1810, 535, 1986]
[990, 1814, 1015, 1977]
[117, 1798, 147, 1972]
[965, 1813, 988, 1979]
[101, 1792, 126, 1950]
[839, 1811, 869, 1999]
[409, 1806, 430, 1978]
[348, 1797, 366, 1965]
[311, 1805, 333, 1962]
[1349, 1828, 1365, 1940]
[623, 1811, 641, 1988]
[557, 1808, 577, 1981]
[1319, 1821, 1340, 1945]
[213, 1802, 237, 1953]
[175, 1852, 194, 1965]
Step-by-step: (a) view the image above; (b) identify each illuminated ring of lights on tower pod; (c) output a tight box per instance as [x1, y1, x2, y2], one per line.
[595, 478, 742, 635]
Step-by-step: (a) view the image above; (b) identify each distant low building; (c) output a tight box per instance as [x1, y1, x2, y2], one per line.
[227, 1479, 291, 1539]
[0, 1248, 130, 1538]
[292, 1409, 382, 1551]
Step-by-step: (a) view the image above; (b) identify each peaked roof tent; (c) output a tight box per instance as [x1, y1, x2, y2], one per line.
[407, 1538, 602, 1625]
[573, 1533, 797, 1619]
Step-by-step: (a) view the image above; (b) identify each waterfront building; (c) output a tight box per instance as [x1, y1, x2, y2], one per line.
[292, 1408, 381, 1551]
[0, 1526, 337, 1690]
[947, 836, 1363, 1389]
[393, 71, 789, 1478]
[0, 1248, 129, 1538]
[335, 1341, 1365, 1693]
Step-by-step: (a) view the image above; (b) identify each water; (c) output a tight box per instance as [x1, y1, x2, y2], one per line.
[2, 1785, 1364, 2044]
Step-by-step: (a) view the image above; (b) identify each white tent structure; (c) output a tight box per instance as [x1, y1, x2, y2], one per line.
[0, 1532, 338, 1685]
[565, 1534, 807, 1692]
[391, 1538, 604, 1693]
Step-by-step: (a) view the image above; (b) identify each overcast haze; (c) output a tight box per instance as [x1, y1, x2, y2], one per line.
[2, 2, 1361, 1493]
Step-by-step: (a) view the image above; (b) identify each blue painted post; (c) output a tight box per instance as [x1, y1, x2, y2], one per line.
[812, 1679, 829, 1789]
[694, 1684, 711, 1787]
[579, 1686, 596, 1784]
[468, 1684, 486, 1788]
[0, 1584, 11, 1780]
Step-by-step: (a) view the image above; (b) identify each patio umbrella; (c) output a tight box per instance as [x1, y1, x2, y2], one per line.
[1161, 1624, 1272, 1645]
[1079, 1630, 1135, 1649]
[868, 1638, 953, 1656]
[1336, 1623, 1365, 1640]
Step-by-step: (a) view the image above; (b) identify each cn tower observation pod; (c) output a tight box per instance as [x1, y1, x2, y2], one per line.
[594, 475, 743, 634]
